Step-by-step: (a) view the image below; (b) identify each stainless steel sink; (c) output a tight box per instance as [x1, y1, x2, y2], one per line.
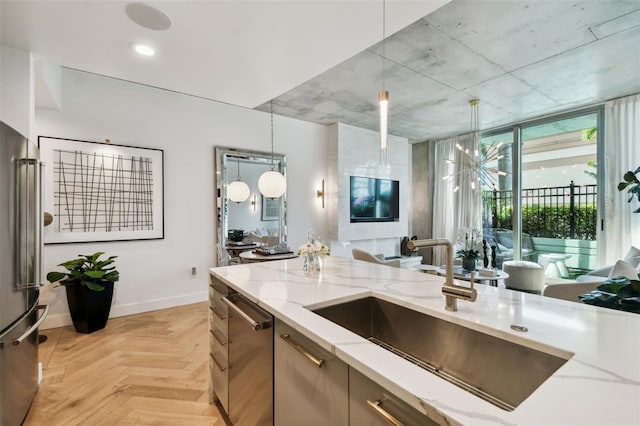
[310, 296, 570, 411]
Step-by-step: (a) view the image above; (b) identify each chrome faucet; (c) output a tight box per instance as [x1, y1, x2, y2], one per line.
[407, 238, 477, 312]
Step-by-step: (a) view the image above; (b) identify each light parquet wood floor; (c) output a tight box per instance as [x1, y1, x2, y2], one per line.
[24, 302, 223, 425]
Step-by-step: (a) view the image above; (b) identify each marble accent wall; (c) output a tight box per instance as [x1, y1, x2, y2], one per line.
[327, 123, 409, 256]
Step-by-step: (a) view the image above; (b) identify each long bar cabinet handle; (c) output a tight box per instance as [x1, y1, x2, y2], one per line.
[210, 306, 225, 321]
[211, 329, 226, 346]
[366, 399, 404, 426]
[222, 296, 271, 331]
[210, 353, 226, 373]
[279, 333, 324, 368]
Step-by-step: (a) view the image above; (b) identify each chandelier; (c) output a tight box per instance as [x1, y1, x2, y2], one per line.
[443, 99, 507, 192]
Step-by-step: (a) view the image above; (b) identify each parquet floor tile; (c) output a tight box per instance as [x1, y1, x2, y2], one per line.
[23, 302, 222, 425]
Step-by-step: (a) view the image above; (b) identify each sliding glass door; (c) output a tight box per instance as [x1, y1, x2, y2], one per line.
[482, 109, 602, 277]
[480, 131, 515, 267]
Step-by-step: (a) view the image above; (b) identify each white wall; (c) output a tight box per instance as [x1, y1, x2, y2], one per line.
[0, 45, 34, 140]
[37, 68, 328, 329]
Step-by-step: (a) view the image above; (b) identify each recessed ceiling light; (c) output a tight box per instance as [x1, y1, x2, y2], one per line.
[130, 43, 155, 56]
[126, 2, 172, 31]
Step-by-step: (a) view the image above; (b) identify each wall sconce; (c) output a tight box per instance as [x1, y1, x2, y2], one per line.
[317, 179, 325, 208]
[251, 194, 257, 211]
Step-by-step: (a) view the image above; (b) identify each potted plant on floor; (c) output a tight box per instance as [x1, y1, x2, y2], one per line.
[46, 252, 120, 333]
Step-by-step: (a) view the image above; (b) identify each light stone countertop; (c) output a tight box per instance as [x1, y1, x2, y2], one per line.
[210, 256, 640, 426]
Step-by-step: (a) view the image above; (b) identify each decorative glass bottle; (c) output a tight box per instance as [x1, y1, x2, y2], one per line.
[302, 228, 322, 273]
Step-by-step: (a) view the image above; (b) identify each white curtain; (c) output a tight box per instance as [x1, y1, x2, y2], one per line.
[432, 138, 456, 265]
[431, 133, 482, 265]
[601, 94, 640, 264]
[455, 132, 482, 234]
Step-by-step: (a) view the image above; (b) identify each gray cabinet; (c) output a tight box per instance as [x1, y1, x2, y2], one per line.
[226, 293, 273, 426]
[210, 277, 274, 425]
[349, 368, 437, 426]
[210, 272, 439, 426]
[274, 319, 349, 425]
[209, 277, 229, 414]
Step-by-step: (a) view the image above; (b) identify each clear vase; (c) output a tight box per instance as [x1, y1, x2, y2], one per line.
[303, 252, 320, 273]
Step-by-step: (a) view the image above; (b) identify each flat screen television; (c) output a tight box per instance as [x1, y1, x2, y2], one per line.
[350, 176, 399, 223]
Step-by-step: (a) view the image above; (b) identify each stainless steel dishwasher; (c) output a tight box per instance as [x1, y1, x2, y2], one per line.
[222, 291, 273, 426]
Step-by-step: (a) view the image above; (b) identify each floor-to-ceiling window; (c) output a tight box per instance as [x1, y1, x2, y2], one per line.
[481, 109, 602, 278]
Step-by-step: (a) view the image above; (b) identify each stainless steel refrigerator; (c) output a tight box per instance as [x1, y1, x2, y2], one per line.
[0, 121, 49, 426]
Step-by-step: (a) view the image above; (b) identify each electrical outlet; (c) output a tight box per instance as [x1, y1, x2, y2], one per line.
[191, 266, 197, 276]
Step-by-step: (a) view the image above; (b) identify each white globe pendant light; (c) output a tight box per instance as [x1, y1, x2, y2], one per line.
[258, 170, 286, 198]
[228, 180, 250, 203]
[259, 101, 287, 198]
[227, 156, 250, 203]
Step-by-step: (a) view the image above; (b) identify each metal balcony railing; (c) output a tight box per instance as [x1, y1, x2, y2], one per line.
[482, 181, 597, 240]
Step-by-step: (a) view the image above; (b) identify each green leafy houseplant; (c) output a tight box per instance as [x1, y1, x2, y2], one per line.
[617, 166, 640, 213]
[456, 247, 480, 261]
[47, 252, 120, 333]
[46, 252, 119, 291]
[456, 230, 480, 271]
[579, 275, 640, 314]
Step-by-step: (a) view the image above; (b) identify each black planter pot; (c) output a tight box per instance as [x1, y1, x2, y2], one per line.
[65, 282, 114, 334]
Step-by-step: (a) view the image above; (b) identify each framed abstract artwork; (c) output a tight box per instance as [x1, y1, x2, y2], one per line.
[38, 136, 164, 244]
[261, 195, 280, 221]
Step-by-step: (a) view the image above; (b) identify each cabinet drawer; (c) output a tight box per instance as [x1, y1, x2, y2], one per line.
[210, 301, 228, 330]
[211, 279, 228, 296]
[212, 290, 228, 312]
[349, 368, 438, 426]
[210, 327, 228, 352]
[210, 352, 229, 414]
[209, 305, 229, 346]
[275, 319, 349, 425]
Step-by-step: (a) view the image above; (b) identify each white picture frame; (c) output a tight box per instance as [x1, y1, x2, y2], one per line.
[38, 136, 164, 244]
[261, 196, 280, 221]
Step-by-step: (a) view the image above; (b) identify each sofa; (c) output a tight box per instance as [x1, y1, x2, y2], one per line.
[542, 280, 601, 303]
[543, 245, 640, 302]
[352, 248, 401, 268]
[576, 245, 640, 283]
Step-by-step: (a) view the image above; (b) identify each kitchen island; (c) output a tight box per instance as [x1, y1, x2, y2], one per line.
[209, 256, 640, 425]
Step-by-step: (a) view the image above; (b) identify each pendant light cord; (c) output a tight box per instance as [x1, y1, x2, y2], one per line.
[236, 156, 241, 180]
[270, 100, 275, 171]
[382, 0, 386, 91]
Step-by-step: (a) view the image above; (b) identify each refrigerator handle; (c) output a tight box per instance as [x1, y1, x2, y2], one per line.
[12, 305, 50, 346]
[15, 158, 43, 290]
[36, 160, 44, 287]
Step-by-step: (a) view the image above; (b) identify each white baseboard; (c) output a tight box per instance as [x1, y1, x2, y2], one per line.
[40, 291, 208, 330]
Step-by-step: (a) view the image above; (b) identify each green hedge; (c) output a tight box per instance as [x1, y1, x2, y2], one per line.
[484, 205, 597, 240]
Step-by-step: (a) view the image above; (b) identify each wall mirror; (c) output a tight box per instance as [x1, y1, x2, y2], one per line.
[215, 146, 287, 249]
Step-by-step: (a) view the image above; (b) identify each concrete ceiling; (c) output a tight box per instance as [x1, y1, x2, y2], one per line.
[0, 0, 448, 109]
[2, 1, 639, 144]
[257, 0, 640, 142]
